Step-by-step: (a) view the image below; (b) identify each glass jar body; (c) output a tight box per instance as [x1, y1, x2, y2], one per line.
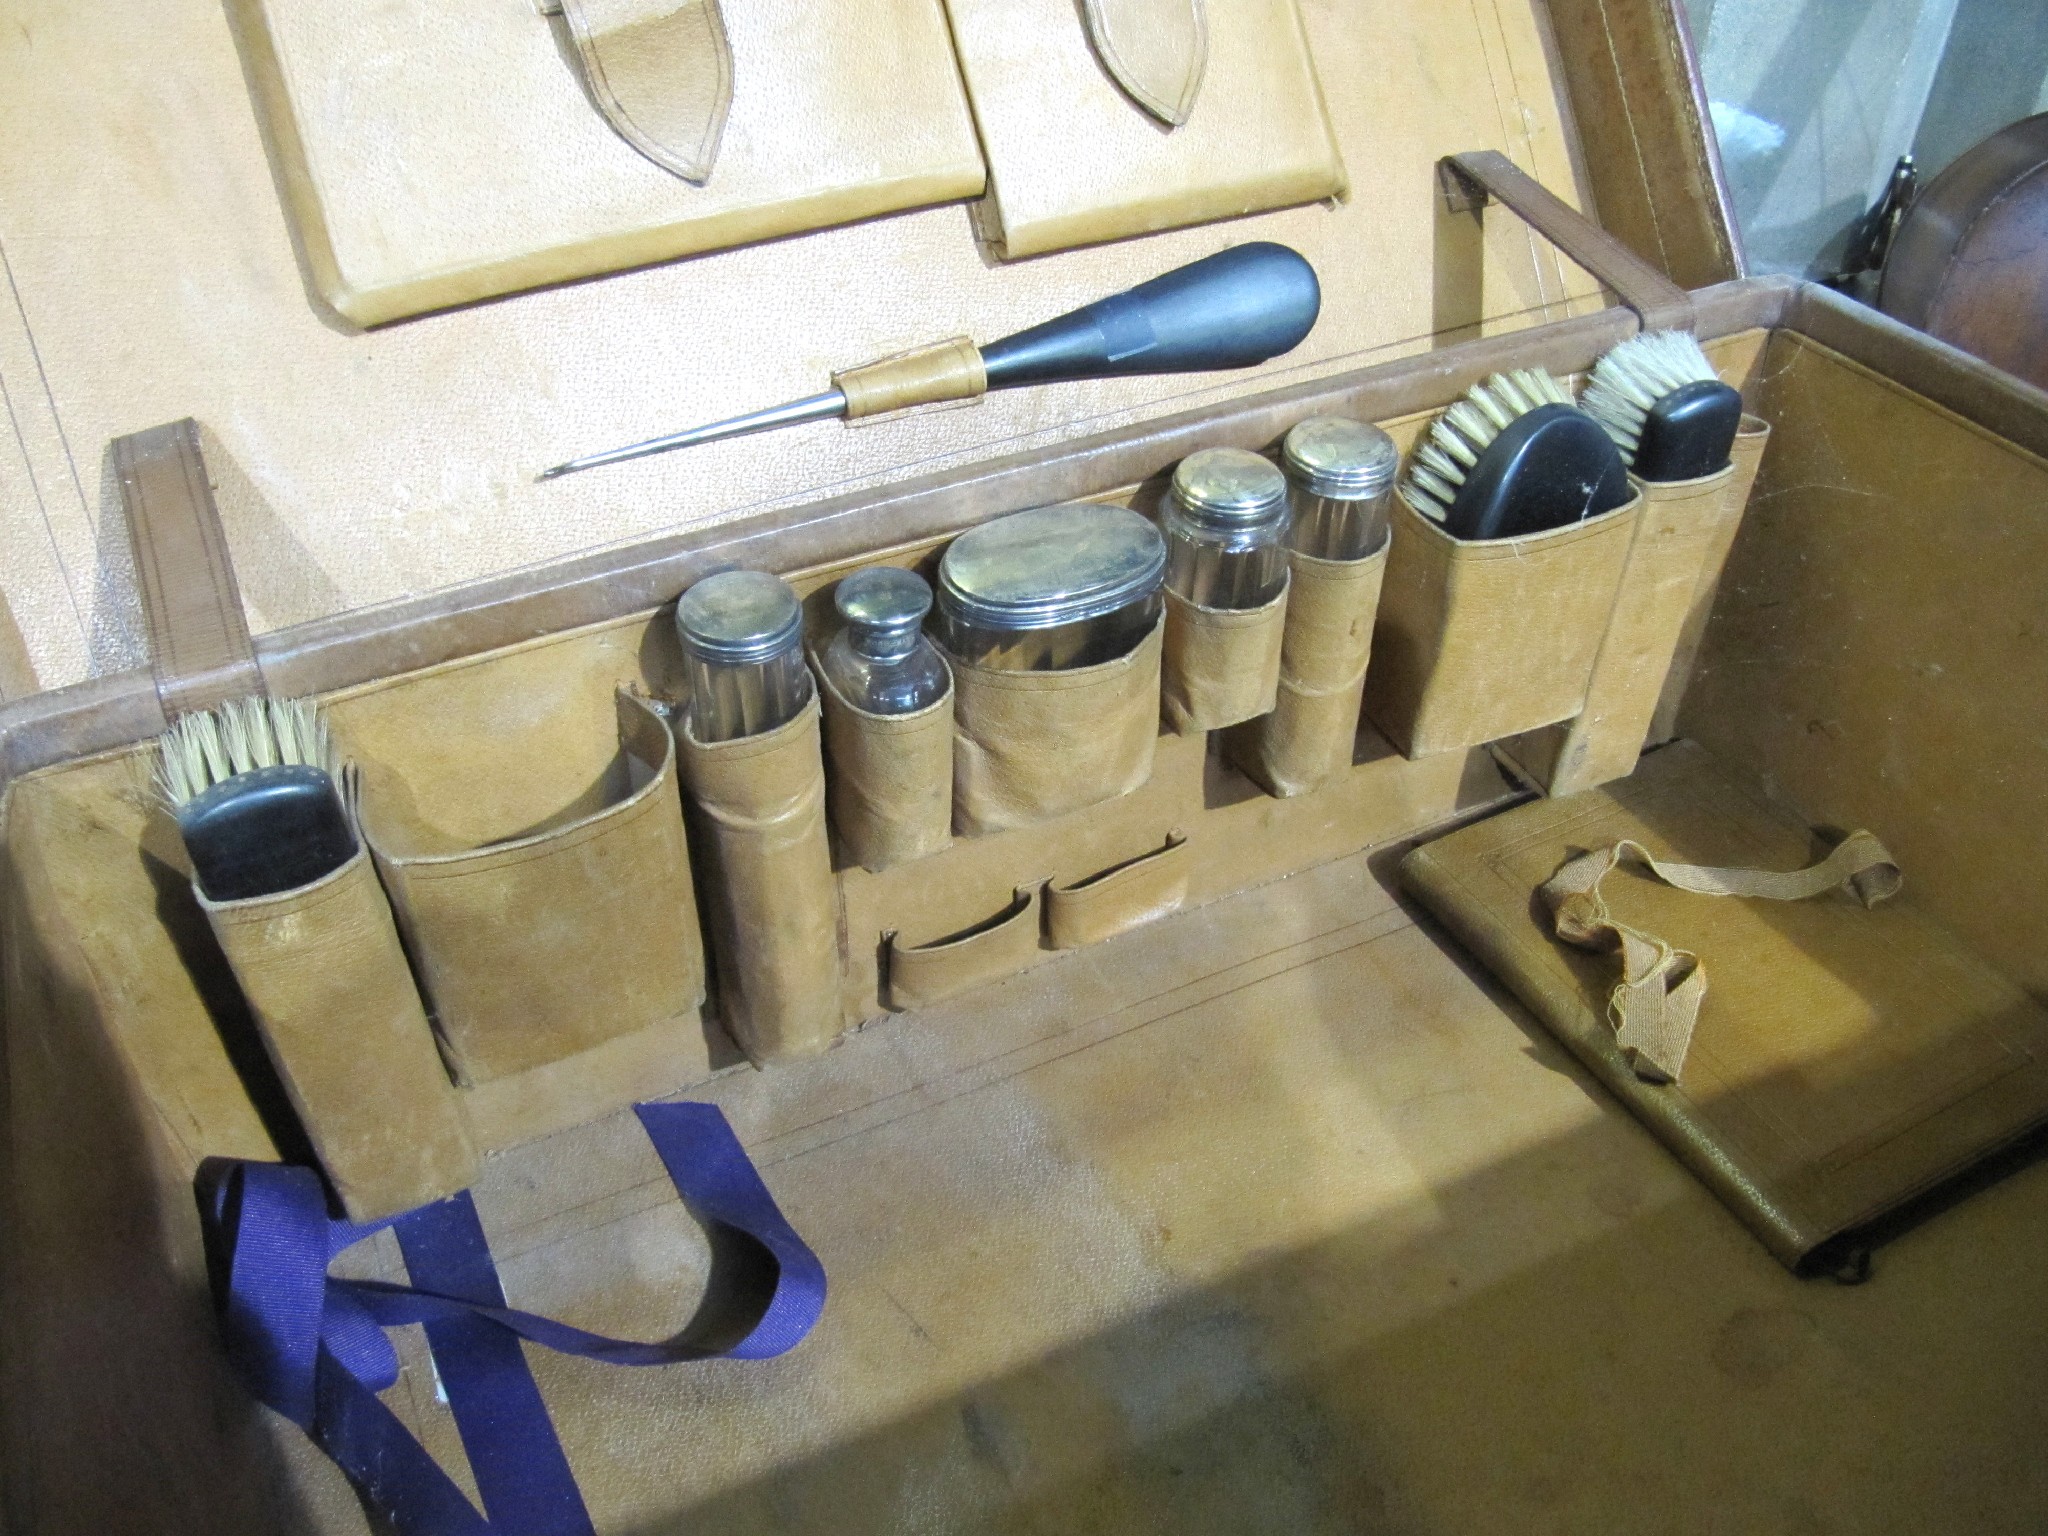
[684, 647, 813, 744]
[1287, 485, 1393, 563]
[822, 630, 951, 714]
[1162, 505, 1289, 610]
[936, 591, 1162, 673]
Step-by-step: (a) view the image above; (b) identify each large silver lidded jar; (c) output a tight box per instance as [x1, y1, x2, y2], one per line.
[1164, 448, 1291, 609]
[936, 503, 1166, 671]
[673, 569, 813, 743]
[1281, 416, 1400, 562]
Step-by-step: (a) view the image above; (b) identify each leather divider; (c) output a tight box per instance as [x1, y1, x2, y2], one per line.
[365, 692, 705, 1084]
[885, 884, 1042, 1010]
[1045, 832, 1189, 949]
[552, 0, 733, 184]
[1649, 416, 1773, 743]
[947, 618, 1165, 836]
[1081, 0, 1207, 127]
[197, 845, 479, 1222]
[676, 693, 844, 1062]
[1227, 539, 1387, 797]
[819, 661, 954, 873]
[833, 338, 988, 420]
[111, 418, 264, 720]
[1364, 492, 1641, 759]
[1160, 582, 1288, 735]
[1535, 465, 1738, 796]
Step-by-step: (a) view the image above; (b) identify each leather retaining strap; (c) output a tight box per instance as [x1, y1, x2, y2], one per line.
[1441, 149, 1698, 333]
[1082, 0, 1208, 128]
[1540, 831, 1902, 1084]
[111, 418, 265, 719]
[546, 0, 733, 185]
[833, 336, 989, 420]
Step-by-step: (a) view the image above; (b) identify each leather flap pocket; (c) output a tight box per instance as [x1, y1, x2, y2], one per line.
[1046, 833, 1189, 950]
[886, 885, 1042, 1011]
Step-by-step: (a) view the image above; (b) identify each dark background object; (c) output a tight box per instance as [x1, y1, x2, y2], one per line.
[1880, 113, 2048, 391]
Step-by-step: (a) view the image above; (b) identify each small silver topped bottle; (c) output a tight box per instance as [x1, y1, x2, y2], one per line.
[1281, 416, 1399, 562]
[673, 570, 813, 743]
[936, 503, 1165, 671]
[1164, 448, 1291, 609]
[822, 567, 951, 715]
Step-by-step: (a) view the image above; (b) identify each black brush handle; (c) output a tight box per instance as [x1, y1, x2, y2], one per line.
[979, 243, 1322, 389]
[178, 765, 357, 902]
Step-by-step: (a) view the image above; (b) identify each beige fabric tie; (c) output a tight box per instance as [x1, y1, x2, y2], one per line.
[1540, 831, 1902, 1084]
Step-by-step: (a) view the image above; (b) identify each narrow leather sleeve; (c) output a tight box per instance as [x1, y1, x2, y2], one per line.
[556, 0, 733, 184]
[1082, 0, 1207, 127]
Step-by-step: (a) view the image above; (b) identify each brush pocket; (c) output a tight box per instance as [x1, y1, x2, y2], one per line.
[1534, 465, 1740, 795]
[1362, 492, 1641, 757]
[677, 695, 844, 1063]
[199, 847, 479, 1222]
[947, 617, 1164, 836]
[1161, 585, 1289, 735]
[366, 693, 705, 1085]
[885, 885, 1042, 1010]
[1650, 415, 1773, 744]
[820, 664, 954, 872]
[1227, 541, 1388, 796]
[1046, 833, 1191, 949]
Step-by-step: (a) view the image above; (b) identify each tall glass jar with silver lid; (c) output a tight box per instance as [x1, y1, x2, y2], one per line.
[1281, 417, 1399, 562]
[936, 503, 1165, 671]
[822, 566, 951, 715]
[1164, 448, 1291, 609]
[673, 569, 813, 743]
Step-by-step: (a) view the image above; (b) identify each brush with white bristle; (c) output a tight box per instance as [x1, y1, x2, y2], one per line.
[1398, 369, 1631, 540]
[1580, 330, 1744, 482]
[157, 697, 355, 902]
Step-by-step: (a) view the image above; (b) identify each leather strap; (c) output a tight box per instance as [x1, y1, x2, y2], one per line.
[1441, 150, 1698, 333]
[550, 0, 733, 184]
[1540, 831, 1901, 1083]
[0, 592, 36, 703]
[1082, 0, 1208, 127]
[833, 337, 989, 420]
[111, 418, 264, 719]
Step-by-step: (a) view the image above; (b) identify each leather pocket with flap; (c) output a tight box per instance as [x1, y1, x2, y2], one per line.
[677, 695, 843, 1063]
[1162, 584, 1288, 735]
[886, 886, 1042, 1011]
[1047, 833, 1190, 949]
[366, 692, 706, 1085]
[1363, 492, 1641, 758]
[200, 846, 478, 1222]
[948, 619, 1164, 836]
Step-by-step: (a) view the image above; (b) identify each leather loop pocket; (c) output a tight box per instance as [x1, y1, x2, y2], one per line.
[677, 695, 844, 1062]
[948, 618, 1164, 836]
[885, 885, 1042, 1011]
[199, 848, 478, 1222]
[820, 664, 954, 873]
[833, 338, 988, 420]
[1162, 583, 1288, 735]
[1363, 492, 1641, 758]
[1046, 832, 1189, 949]
[1541, 466, 1739, 796]
[1230, 540, 1387, 796]
[1650, 416, 1773, 743]
[554, 0, 734, 184]
[366, 693, 706, 1085]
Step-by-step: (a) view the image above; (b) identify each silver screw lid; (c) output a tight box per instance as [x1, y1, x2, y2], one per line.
[1282, 416, 1399, 500]
[939, 503, 1165, 633]
[674, 570, 804, 664]
[836, 566, 932, 660]
[1170, 447, 1289, 527]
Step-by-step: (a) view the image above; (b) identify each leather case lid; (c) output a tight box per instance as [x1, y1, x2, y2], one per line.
[1401, 740, 2048, 1268]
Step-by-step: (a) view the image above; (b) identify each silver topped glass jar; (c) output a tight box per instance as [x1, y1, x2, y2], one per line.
[1164, 448, 1290, 609]
[936, 503, 1165, 671]
[822, 566, 951, 715]
[673, 570, 813, 743]
[1281, 417, 1399, 562]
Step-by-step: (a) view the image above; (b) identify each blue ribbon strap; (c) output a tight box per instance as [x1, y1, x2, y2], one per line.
[197, 1102, 825, 1536]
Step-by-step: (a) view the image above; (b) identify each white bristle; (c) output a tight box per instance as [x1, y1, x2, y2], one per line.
[156, 697, 336, 808]
[1398, 369, 1578, 523]
[1581, 331, 1719, 467]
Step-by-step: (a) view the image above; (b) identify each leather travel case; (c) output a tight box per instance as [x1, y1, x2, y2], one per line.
[1401, 741, 2048, 1272]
